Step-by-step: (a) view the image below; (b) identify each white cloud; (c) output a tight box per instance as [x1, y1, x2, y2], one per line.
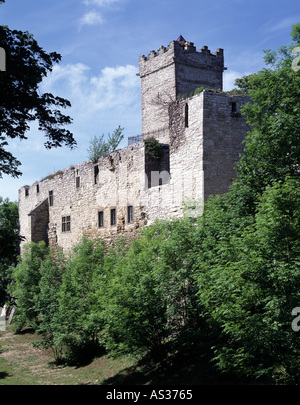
[268, 17, 299, 33]
[80, 10, 103, 26]
[83, 0, 121, 6]
[80, 0, 121, 26]
[41, 62, 140, 110]
[223, 70, 243, 91]
[40, 62, 141, 138]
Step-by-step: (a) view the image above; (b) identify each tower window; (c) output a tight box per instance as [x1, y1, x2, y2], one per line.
[36, 184, 39, 194]
[98, 211, 104, 228]
[110, 208, 116, 226]
[76, 176, 80, 188]
[185, 103, 189, 128]
[231, 102, 237, 113]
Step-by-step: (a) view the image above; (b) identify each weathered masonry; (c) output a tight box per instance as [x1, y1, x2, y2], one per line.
[19, 36, 250, 253]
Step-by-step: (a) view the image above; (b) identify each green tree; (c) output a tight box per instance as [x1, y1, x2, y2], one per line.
[87, 126, 124, 162]
[11, 242, 52, 331]
[50, 238, 106, 364]
[232, 24, 300, 213]
[98, 219, 206, 360]
[192, 25, 300, 382]
[0, 1, 76, 177]
[0, 197, 19, 305]
[196, 178, 300, 383]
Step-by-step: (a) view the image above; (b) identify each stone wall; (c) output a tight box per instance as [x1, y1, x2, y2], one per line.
[19, 142, 147, 253]
[201, 91, 250, 199]
[19, 89, 249, 253]
[139, 38, 225, 140]
[19, 37, 250, 254]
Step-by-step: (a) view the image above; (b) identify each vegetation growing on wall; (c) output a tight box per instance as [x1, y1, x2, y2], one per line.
[143, 137, 164, 160]
[87, 126, 124, 163]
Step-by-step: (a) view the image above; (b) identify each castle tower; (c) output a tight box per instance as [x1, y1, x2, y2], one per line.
[139, 36, 226, 141]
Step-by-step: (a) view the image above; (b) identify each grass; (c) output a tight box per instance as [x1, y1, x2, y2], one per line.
[0, 326, 256, 386]
[0, 326, 137, 385]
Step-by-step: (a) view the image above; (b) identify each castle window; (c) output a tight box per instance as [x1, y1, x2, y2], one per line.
[231, 102, 237, 113]
[25, 187, 29, 197]
[36, 184, 39, 194]
[110, 208, 116, 226]
[98, 211, 104, 228]
[127, 205, 133, 223]
[49, 190, 54, 207]
[94, 165, 99, 184]
[185, 103, 189, 128]
[76, 176, 80, 188]
[62, 216, 71, 232]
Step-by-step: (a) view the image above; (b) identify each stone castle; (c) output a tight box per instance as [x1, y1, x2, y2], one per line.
[18, 36, 249, 253]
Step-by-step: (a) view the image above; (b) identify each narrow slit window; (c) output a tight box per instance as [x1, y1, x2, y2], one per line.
[25, 187, 29, 197]
[98, 211, 104, 228]
[94, 165, 99, 184]
[110, 208, 116, 226]
[185, 103, 189, 128]
[49, 190, 54, 206]
[231, 102, 237, 113]
[36, 184, 39, 194]
[76, 176, 80, 188]
[62, 216, 71, 232]
[127, 205, 133, 223]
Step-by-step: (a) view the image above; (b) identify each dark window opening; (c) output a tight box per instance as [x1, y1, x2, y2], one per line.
[231, 102, 237, 113]
[127, 205, 133, 223]
[49, 190, 54, 207]
[185, 103, 189, 128]
[76, 176, 80, 188]
[25, 187, 29, 197]
[110, 208, 116, 226]
[94, 165, 99, 184]
[98, 211, 104, 228]
[36, 184, 39, 194]
[62, 216, 71, 232]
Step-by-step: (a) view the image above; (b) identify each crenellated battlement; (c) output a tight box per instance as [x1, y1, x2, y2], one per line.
[139, 35, 226, 134]
[139, 36, 224, 64]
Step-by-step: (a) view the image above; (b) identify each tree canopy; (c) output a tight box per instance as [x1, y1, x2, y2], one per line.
[0, 197, 19, 305]
[0, 1, 76, 177]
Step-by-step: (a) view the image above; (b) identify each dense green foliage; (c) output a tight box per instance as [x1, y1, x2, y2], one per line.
[0, 197, 19, 305]
[6, 26, 300, 383]
[143, 137, 165, 160]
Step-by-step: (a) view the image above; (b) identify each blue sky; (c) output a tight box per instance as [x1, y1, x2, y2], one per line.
[0, 0, 299, 202]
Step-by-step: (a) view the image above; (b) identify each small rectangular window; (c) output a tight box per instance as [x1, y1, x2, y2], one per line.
[110, 208, 116, 226]
[231, 102, 237, 113]
[76, 176, 80, 188]
[36, 184, 39, 194]
[25, 187, 29, 197]
[62, 216, 71, 232]
[185, 103, 189, 128]
[94, 165, 99, 184]
[49, 190, 54, 207]
[127, 205, 133, 223]
[98, 211, 104, 228]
